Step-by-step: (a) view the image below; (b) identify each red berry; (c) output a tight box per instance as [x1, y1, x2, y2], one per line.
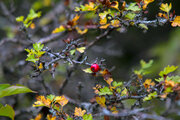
[91, 64, 100, 72]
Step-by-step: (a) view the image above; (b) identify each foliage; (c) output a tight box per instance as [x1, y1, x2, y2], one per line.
[0, 84, 34, 119]
[159, 65, 178, 77]
[25, 42, 45, 63]
[0, 84, 35, 98]
[0, 104, 15, 120]
[16, 9, 41, 28]
[1, 0, 180, 120]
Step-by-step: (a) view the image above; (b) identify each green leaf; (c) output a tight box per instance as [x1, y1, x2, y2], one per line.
[125, 13, 136, 20]
[27, 9, 41, 21]
[16, 16, 24, 22]
[83, 68, 93, 73]
[84, 12, 97, 19]
[164, 87, 173, 93]
[67, 116, 73, 120]
[26, 54, 39, 63]
[33, 42, 44, 51]
[0, 84, 35, 98]
[112, 81, 123, 88]
[0, 84, 10, 91]
[126, 3, 141, 11]
[156, 75, 180, 83]
[75, 7, 81, 12]
[36, 51, 46, 57]
[0, 103, 3, 108]
[159, 65, 178, 77]
[134, 60, 153, 75]
[98, 87, 113, 96]
[140, 60, 153, 69]
[168, 76, 180, 83]
[0, 104, 15, 120]
[155, 77, 164, 82]
[83, 114, 93, 120]
[70, 49, 76, 55]
[143, 91, 157, 101]
[20, 9, 41, 28]
[47, 94, 56, 101]
[139, 24, 148, 30]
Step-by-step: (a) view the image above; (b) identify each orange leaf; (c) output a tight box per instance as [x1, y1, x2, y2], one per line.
[33, 96, 51, 107]
[143, 79, 155, 89]
[35, 113, 42, 120]
[74, 107, 86, 117]
[100, 69, 112, 80]
[47, 114, 56, 120]
[171, 16, 180, 27]
[142, 0, 154, 10]
[55, 95, 69, 107]
[165, 80, 176, 87]
[71, 14, 80, 26]
[30, 23, 36, 29]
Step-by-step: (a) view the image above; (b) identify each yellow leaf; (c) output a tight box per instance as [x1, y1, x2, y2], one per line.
[121, 88, 128, 96]
[111, 107, 118, 114]
[44, 0, 51, 7]
[171, 16, 180, 27]
[142, 0, 154, 10]
[110, 1, 119, 11]
[111, 20, 120, 27]
[83, 68, 93, 73]
[160, 3, 172, 13]
[52, 25, 66, 34]
[76, 47, 86, 53]
[106, 78, 113, 85]
[55, 95, 69, 107]
[38, 62, 43, 69]
[99, 18, 107, 25]
[99, 11, 109, 25]
[96, 96, 106, 107]
[74, 107, 86, 117]
[84, 2, 97, 11]
[75, 27, 88, 34]
[100, 24, 110, 29]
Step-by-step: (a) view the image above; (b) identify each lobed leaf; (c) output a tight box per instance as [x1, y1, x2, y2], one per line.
[98, 87, 113, 95]
[83, 114, 93, 120]
[159, 65, 178, 77]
